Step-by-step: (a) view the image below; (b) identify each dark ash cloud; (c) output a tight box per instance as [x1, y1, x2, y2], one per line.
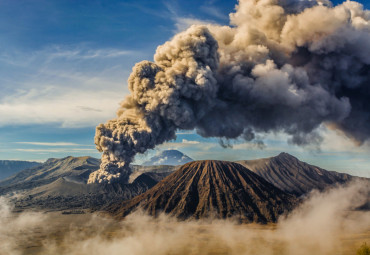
[89, 0, 370, 184]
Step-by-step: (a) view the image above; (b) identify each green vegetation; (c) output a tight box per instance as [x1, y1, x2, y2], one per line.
[357, 243, 370, 255]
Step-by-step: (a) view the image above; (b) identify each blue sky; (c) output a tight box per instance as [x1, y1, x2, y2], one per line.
[0, 0, 369, 177]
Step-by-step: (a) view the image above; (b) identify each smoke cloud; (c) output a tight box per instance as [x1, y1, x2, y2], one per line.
[89, 0, 370, 183]
[1, 181, 369, 255]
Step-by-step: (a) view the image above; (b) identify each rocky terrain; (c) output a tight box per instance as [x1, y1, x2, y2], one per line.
[237, 152, 354, 196]
[142, 149, 193, 166]
[0, 156, 99, 188]
[10, 173, 163, 211]
[0, 156, 174, 211]
[0, 150, 183, 189]
[1, 152, 367, 213]
[0, 160, 41, 180]
[109, 160, 298, 223]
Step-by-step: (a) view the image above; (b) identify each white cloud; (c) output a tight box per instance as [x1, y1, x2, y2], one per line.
[181, 139, 200, 144]
[0, 88, 122, 127]
[6, 158, 45, 162]
[0, 47, 136, 67]
[175, 130, 196, 135]
[15, 149, 64, 153]
[15, 142, 83, 146]
[0, 46, 141, 128]
[47, 48, 134, 60]
[157, 140, 217, 151]
[15, 148, 96, 152]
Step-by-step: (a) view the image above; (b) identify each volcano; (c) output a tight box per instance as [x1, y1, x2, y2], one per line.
[109, 160, 297, 223]
[142, 150, 193, 166]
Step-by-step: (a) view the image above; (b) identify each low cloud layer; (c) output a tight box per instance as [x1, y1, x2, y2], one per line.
[0, 196, 47, 255]
[89, 0, 370, 183]
[1, 181, 369, 255]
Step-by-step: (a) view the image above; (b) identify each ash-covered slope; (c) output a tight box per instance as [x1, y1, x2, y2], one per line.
[142, 150, 193, 166]
[237, 153, 353, 196]
[12, 173, 162, 211]
[0, 156, 175, 211]
[110, 160, 297, 223]
[0, 156, 100, 188]
[0, 160, 41, 180]
[0, 156, 176, 190]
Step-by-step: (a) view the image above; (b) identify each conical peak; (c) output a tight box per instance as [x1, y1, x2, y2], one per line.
[276, 152, 296, 160]
[110, 160, 297, 223]
[180, 160, 242, 171]
[177, 160, 249, 180]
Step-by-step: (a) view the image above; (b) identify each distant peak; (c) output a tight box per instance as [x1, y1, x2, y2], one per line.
[45, 156, 98, 164]
[45, 158, 59, 163]
[276, 152, 296, 159]
[142, 150, 193, 166]
[158, 150, 184, 156]
[278, 152, 289, 156]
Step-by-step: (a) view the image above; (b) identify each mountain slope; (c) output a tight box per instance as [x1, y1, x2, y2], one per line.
[1, 156, 178, 189]
[142, 150, 193, 166]
[0, 156, 100, 187]
[0, 160, 41, 180]
[12, 173, 163, 211]
[0, 156, 175, 211]
[237, 153, 353, 196]
[110, 160, 297, 223]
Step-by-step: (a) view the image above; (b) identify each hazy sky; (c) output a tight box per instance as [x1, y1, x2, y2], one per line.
[0, 0, 369, 177]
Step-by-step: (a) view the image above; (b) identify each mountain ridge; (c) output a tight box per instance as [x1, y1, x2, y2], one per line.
[0, 156, 100, 187]
[0, 156, 175, 211]
[237, 152, 354, 196]
[2, 153, 366, 213]
[0, 160, 41, 180]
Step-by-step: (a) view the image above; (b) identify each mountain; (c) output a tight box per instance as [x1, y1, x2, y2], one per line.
[0, 156, 177, 189]
[11, 173, 164, 211]
[0, 156, 175, 211]
[0, 160, 41, 180]
[109, 160, 297, 223]
[3, 153, 363, 213]
[142, 150, 193, 166]
[236, 152, 354, 196]
[0, 156, 100, 188]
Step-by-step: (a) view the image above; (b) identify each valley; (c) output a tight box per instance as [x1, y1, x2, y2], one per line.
[0, 151, 368, 255]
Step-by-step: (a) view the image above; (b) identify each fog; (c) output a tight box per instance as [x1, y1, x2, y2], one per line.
[0, 180, 369, 255]
[0, 196, 47, 255]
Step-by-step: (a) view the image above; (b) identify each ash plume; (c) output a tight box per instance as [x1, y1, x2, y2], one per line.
[88, 0, 370, 184]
